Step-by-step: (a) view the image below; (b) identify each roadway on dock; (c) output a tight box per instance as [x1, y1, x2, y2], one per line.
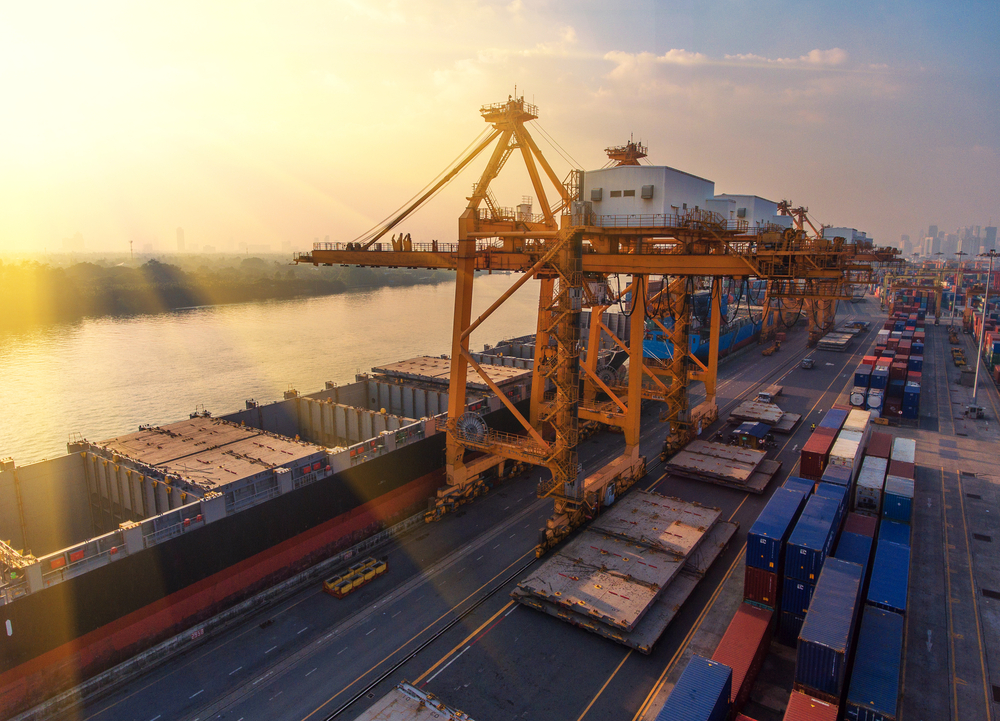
[77, 303, 885, 721]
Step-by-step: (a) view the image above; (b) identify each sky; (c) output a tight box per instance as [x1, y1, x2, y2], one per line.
[0, 0, 997, 255]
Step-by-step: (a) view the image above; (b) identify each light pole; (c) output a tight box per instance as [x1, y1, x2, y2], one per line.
[971, 249, 998, 410]
[953, 250, 968, 327]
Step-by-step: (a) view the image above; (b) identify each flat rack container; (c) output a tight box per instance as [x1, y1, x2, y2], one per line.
[711, 603, 773, 713]
[656, 654, 731, 721]
[845, 608, 904, 721]
[795, 558, 863, 702]
[746, 487, 807, 572]
[867, 539, 910, 616]
[786, 495, 840, 583]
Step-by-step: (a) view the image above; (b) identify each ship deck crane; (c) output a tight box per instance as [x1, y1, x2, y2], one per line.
[297, 97, 897, 554]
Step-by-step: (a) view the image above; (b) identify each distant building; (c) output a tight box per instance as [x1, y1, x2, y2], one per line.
[176, 227, 185, 253]
[823, 227, 872, 245]
[985, 227, 997, 254]
[928, 224, 938, 241]
[900, 234, 910, 254]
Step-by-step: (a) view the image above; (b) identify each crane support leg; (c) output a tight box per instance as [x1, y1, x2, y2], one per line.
[624, 274, 645, 460]
[445, 234, 477, 489]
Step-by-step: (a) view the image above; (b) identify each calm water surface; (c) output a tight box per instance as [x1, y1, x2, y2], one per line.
[0, 275, 541, 464]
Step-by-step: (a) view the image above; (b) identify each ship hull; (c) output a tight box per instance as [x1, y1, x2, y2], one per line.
[0, 401, 527, 717]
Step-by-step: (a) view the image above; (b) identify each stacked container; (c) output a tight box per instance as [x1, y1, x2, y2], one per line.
[656, 655, 731, 721]
[883, 475, 914, 523]
[783, 691, 839, 721]
[854, 456, 888, 517]
[867, 522, 911, 617]
[795, 558, 864, 704]
[780, 495, 841, 644]
[833, 532, 873, 583]
[902, 381, 921, 419]
[866, 430, 893, 459]
[814, 483, 847, 531]
[819, 463, 851, 489]
[711, 603, 774, 715]
[799, 431, 836, 480]
[842, 410, 872, 448]
[784, 477, 815, 497]
[829, 430, 864, 482]
[845, 609, 905, 721]
[843, 512, 877, 539]
[745, 488, 807, 610]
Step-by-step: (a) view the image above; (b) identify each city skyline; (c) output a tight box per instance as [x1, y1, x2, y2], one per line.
[1, 1, 997, 255]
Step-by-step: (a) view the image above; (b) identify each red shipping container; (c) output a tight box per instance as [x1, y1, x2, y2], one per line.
[843, 512, 877, 537]
[861, 355, 877, 367]
[884, 398, 903, 416]
[832, 403, 852, 411]
[875, 345, 887, 356]
[908, 371, 922, 384]
[735, 716, 761, 721]
[783, 690, 838, 721]
[888, 459, 915, 480]
[867, 431, 893, 459]
[712, 603, 774, 714]
[800, 431, 836, 480]
[744, 565, 779, 608]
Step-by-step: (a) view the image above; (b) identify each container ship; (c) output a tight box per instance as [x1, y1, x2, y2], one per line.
[642, 290, 768, 363]
[0, 313, 627, 718]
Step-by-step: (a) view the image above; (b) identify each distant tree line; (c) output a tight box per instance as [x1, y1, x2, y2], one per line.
[0, 256, 448, 331]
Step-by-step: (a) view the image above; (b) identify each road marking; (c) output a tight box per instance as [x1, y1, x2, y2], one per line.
[252, 671, 272, 685]
[306, 668, 317, 677]
[366, 628, 376, 636]
[229, 666, 242, 676]
[476, 555, 483, 561]
[149, 716, 161, 721]
[576, 650, 632, 721]
[504, 505, 510, 510]
[338, 647, 348, 655]
[504, 605, 518, 617]
[391, 610, 401, 618]
[265, 645, 277, 654]
[509, 533, 516, 538]
[493, 544, 500, 549]
[298, 626, 309, 635]
[189, 689, 204, 699]
[427, 645, 471, 684]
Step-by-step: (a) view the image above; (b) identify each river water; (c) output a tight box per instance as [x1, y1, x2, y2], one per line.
[0, 274, 541, 465]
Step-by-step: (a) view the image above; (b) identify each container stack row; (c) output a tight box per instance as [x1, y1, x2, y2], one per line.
[870, 314, 925, 419]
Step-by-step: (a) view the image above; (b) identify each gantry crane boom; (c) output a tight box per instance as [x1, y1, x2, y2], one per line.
[296, 97, 897, 553]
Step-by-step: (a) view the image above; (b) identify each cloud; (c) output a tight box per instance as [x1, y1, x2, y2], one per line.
[723, 48, 847, 66]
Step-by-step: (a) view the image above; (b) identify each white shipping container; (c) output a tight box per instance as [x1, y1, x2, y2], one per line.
[850, 387, 867, 407]
[855, 465, 887, 515]
[830, 432, 864, 476]
[884, 475, 914, 499]
[877, 329, 890, 343]
[860, 455, 889, 477]
[843, 409, 873, 448]
[891, 437, 916, 464]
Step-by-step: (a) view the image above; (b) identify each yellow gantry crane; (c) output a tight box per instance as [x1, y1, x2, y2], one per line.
[297, 97, 895, 554]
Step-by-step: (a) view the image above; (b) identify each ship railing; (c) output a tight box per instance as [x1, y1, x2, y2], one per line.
[41, 543, 124, 585]
[0, 581, 30, 605]
[226, 485, 282, 515]
[293, 467, 332, 490]
[592, 213, 751, 234]
[142, 514, 208, 548]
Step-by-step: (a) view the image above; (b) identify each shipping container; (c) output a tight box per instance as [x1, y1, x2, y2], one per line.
[878, 520, 911, 548]
[890, 437, 915, 464]
[786, 495, 841, 583]
[734, 715, 761, 721]
[800, 432, 837, 480]
[854, 367, 872, 388]
[746, 488, 807, 571]
[712, 603, 774, 713]
[861, 355, 877, 368]
[870, 369, 889, 391]
[866, 388, 884, 411]
[908, 355, 923, 372]
[883, 397, 902, 417]
[784, 477, 815, 497]
[818, 408, 849, 431]
[843, 409, 872, 442]
[854, 456, 888, 517]
[778, 610, 805, 647]
[744, 565, 779, 609]
[656, 655, 731, 721]
[833, 532, 873, 583]
[830, 433, 864, 481]
[795, 558, 864, 701]
[867, 539, 910, 616]
[849, 386, 867, 407]
[843, 512, 876, 537]
[845, 608, 905, 721]
[887, 460, 914, 480]
[887, 379, 905, 399]
[782, 577, 815, 616]
[866, 431, 893, 459]
[783, 691, 839, 721]
[820, 463, 852, 488]
[815, 483, 847, 530]
[882, 476, 914, 524]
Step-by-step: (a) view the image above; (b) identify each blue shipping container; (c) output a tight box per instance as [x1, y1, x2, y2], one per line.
[784, 476, 815, 497]
[833, 532, 873, 582]
[908, 356, 923, 372]
[746, 487, 807, 572]
[870, 369, 889, 390]
[819, 408, 849, 431]
[879, 520, 911, 548]
[913, 341, 924, 354]
[867, 539, 910, 616]
[888, 379, 905, 399]
[821, 463, 852, 488]
[782, 576, 815, 616]
[655, 655, 731, 721]
[778, 610, 805, 647]
[845, 608, 905, 721]
[786, 495, 841, 583]
[795, 558, 864, 699]
[815, 482, 847, 528]
[855, 367, 872, 387]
